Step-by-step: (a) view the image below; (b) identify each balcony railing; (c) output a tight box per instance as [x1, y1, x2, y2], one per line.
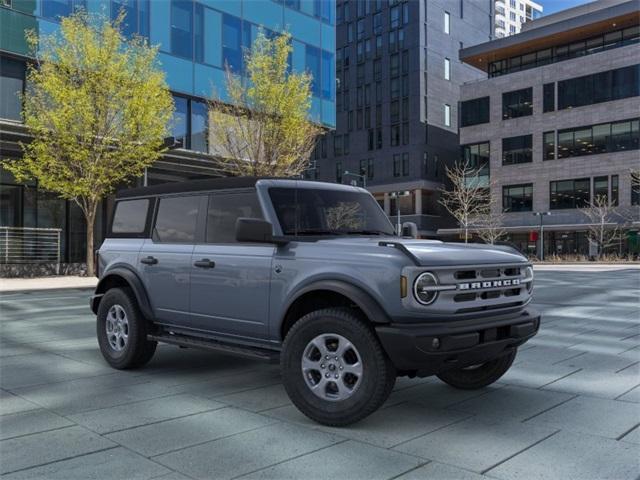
[0, 227, 62, 272]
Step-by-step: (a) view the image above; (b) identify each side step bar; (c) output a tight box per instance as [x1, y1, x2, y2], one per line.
[147, 333, 280, 363]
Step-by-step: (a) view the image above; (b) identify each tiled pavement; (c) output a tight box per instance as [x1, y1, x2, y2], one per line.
[0, 266, 639, 479]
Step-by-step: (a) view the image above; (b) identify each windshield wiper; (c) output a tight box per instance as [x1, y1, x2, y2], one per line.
[342, 230, 390, 236]
[285, 228, 339, 236]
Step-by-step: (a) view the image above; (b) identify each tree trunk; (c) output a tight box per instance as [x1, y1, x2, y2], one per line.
[84, 203, 98, 277]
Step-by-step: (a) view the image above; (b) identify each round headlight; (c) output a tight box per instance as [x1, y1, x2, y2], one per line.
[525, 266, 534, 293]
[414, 272, 439, 305]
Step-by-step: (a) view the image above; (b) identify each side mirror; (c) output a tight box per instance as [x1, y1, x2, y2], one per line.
[402, 222, 418, 238]
[236, 218, 288, 245]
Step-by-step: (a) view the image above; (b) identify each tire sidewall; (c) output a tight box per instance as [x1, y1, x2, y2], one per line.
[97, 288, 144, 368]
[281, 310, 389, 419]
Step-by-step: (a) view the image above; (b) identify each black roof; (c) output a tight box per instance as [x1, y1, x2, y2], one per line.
[116, 176, 270, 199]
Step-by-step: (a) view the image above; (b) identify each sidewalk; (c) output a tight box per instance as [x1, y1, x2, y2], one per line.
[0, 275, 97, 293]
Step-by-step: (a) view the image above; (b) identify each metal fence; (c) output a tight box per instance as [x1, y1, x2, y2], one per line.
[0, 227, 62, 272]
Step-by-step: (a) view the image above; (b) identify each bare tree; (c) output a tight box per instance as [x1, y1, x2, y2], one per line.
[579, 194, 626, 259]
[439, 160, 491, 243]
[474, 199, 508, 245]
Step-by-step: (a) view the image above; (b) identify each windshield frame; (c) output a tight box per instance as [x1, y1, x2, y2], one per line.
[267, 186, 395, 239]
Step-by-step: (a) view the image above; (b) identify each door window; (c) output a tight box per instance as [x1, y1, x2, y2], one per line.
[206, 192, 263, 243]
[154, 195, 200, 243]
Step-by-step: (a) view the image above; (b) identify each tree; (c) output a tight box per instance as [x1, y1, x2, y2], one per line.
[208, 31, 320, 177]
[439, 160, 492, 243]
[474, 201, 508, 245]
[3, 11, 173, 275]
[580, 194, 626, 259]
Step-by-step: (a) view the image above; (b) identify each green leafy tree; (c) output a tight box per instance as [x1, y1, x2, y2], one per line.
[4, 11, 173, 275]
[208, 31, 321, 177]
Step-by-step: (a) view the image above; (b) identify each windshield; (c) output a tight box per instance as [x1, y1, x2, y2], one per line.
[269, 187, 395, 237]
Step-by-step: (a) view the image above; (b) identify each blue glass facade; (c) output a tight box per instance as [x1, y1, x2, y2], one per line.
[0, 0, 336, 130]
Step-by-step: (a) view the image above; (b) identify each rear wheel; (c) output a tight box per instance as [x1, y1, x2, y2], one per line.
[97, 287, 157, 369]
[281, 308, 396, 426]
[436, 349, 517, 390]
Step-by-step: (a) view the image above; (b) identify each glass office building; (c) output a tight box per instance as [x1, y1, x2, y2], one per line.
[0, 0, 336, 265]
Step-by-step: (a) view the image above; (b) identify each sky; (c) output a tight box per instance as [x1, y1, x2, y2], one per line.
[542, 0, 595, 15]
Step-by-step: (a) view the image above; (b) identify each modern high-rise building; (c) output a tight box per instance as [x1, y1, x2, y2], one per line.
[314, 0, 492, 237]
[0, 0, 335, 265]
[455, 0, 639, 257]
[494, 0, 542, 38]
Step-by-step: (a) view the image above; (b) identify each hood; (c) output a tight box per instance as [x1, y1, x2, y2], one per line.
[392, 239, 527, 267]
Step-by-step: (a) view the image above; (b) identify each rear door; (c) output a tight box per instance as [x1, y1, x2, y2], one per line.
[139, 194, 205, 327]
[189, 190, 274, 340]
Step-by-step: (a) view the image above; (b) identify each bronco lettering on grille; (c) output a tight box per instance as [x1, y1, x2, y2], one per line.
[458, 279, 521, 290]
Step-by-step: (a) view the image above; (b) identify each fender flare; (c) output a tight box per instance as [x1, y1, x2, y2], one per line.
[282, 279, 391, 326]
[91, 266, 153, 319]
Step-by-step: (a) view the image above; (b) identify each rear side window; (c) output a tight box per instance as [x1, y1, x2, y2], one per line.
[206, 192, 263, 243]
[154, 196, 201, 243]
[111, 199, 149, 234]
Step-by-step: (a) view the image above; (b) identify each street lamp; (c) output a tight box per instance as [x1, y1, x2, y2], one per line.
[532, 211, 551, 261]
[390, 190, 411, 236]
[343, 171, 367, 188]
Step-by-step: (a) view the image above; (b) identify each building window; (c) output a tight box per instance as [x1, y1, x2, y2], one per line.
[594, 175, 608, 201]
[393, 154, 401, 177]
[488, 27, 640, 78]
[543, 131, 555, 160]
[557, 118, 639, 159]
[190, 99, 208, 153]
[444, 58, 451, 80]
[558, 64, 639, 110]
[503, 87, 533, 119]
[41, 0, 85, 21]
[502, 134, 532, 165]
[368, 129, 374, 150]
[112, 0, 150, 38]
[336, 161, 342, 183]
[611, 175, 619, 206]
[444, 11, 450, 34]
[402, 153, 409, 176]
[334, 135, 343, 156]
[376, 129, 383, 149]
[503, 184, 533, 212]
[0, 56, 25, 121]
[550, 178, 591, 210]
[391, 125, 400, 146]
[306, 45, 321, 97]
[444, 104, 451, 127]
[402, 122, 409, 145]
[171, 0, 194, 59]
[390, 54, 399, 77]
[461, 142, 490, 182]
[543, 83, 555, 112]
[367, 158, 374, 179]
[374, 13, 383, 34]
[171, 95, 189, 148]
[460, 96, 490, 127]
[632, 173, 640, 206]
[343, 134, 350, 155]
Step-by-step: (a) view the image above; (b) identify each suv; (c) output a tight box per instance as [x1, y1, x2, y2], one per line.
[92, 178, 539, 426]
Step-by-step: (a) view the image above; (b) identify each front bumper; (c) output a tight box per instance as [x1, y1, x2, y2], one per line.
[375, 308, 540, 376]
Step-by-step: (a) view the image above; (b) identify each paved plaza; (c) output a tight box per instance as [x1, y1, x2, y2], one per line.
[0, 266, 639, 479]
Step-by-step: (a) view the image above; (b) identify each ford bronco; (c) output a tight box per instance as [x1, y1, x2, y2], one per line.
[91, 177, 539, 425]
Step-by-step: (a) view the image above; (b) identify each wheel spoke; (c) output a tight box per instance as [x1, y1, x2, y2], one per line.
[302, 356, 320, 372]
[343, 361, 363, 377]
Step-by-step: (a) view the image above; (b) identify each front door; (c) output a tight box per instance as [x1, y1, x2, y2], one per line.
[139, 194, 205, 326]
[189, 191, 274, 340]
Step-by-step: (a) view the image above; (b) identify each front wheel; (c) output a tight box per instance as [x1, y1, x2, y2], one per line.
[436, 349, 517, 390]
[281, 308, 396, 426]
[97, 287, 157, 369]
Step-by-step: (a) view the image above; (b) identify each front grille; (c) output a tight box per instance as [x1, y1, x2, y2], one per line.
[418, 263, 532, 315]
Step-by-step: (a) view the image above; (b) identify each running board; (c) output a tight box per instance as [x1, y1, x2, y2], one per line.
[147, 333, 280, 363]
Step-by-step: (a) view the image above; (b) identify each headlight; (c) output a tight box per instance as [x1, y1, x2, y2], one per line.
[414, 272, 439, 305]
[525, 266, 534, 293]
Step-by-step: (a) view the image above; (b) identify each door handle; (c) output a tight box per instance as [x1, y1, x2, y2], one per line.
[140, 256, 158, 265]
[194, 259, 215, 269]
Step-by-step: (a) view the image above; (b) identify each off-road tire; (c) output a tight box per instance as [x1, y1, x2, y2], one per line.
[97, 287, 157, 369]
[436, 348, 517, 390]
[281, 307, 396, 426]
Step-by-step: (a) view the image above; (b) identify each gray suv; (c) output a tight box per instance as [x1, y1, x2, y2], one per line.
[91, 178, 540, 425]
